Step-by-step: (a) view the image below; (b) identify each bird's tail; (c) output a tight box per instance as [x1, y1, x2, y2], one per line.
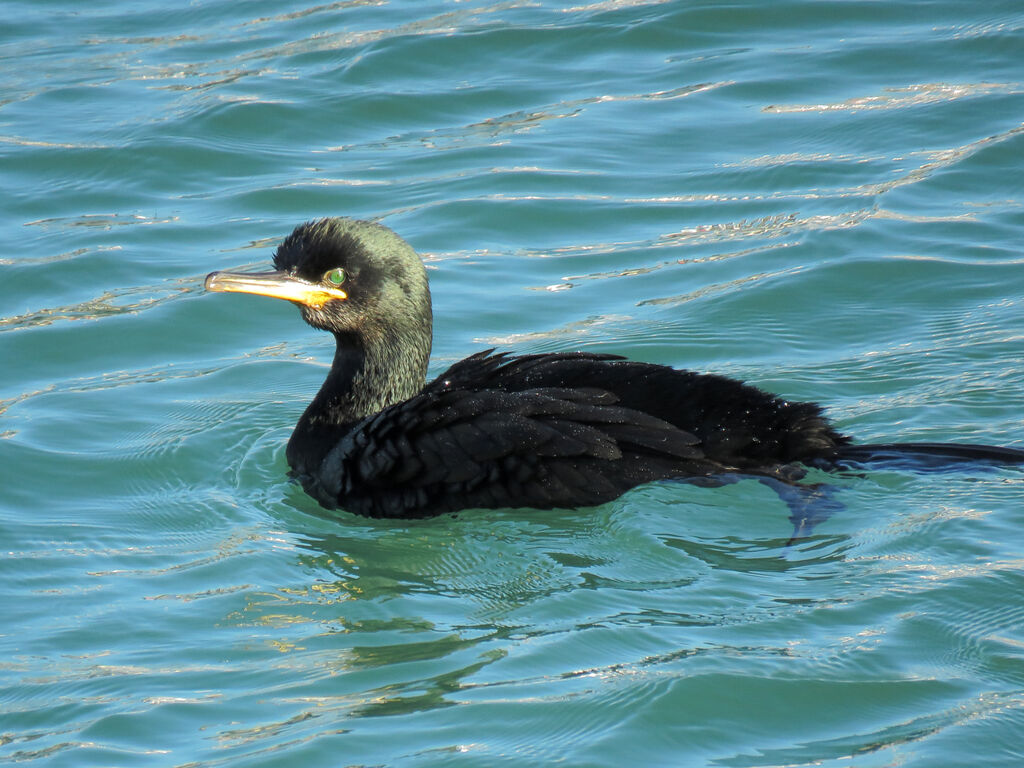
[832, 442, 1024, 469]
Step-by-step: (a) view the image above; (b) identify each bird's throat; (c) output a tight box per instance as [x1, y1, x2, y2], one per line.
[286, 329, 430, 477]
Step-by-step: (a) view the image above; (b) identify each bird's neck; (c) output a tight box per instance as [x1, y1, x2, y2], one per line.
[286, 328, 431, 475]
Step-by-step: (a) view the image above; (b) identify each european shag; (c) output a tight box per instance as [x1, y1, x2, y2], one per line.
[205, 217, 1024, 519]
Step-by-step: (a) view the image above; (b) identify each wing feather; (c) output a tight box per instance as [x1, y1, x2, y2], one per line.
[319, 384, 711, 518]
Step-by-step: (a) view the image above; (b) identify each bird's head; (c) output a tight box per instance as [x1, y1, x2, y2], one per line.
[206, 218, 433, 348]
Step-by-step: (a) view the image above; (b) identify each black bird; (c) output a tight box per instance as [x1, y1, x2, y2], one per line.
[205, 217, 1024, 519]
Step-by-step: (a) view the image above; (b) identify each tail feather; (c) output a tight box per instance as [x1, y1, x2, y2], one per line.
[834, 442, 1024, 467]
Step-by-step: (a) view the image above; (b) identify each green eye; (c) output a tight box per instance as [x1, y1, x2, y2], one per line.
[324, 268, 346, 286]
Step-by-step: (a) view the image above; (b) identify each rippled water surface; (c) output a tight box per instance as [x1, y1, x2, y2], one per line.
[3, 2, 1024, 765]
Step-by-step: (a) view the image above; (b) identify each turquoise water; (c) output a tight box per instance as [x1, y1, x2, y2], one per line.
[3, 1, 1024, 765]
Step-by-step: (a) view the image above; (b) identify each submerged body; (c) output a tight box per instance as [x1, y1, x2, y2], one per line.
[205, 218, 1023, 519]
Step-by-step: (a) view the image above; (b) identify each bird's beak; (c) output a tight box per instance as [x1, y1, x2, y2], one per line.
[204, 270, 347, 309]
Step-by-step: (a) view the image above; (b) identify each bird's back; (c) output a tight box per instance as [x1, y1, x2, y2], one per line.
[425, 350, 847, 467]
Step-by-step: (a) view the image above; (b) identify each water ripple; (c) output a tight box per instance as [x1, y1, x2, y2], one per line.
[3, 1, 1024, 765]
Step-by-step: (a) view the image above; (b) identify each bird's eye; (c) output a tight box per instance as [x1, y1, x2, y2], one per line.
[324, 268, 346, 286]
